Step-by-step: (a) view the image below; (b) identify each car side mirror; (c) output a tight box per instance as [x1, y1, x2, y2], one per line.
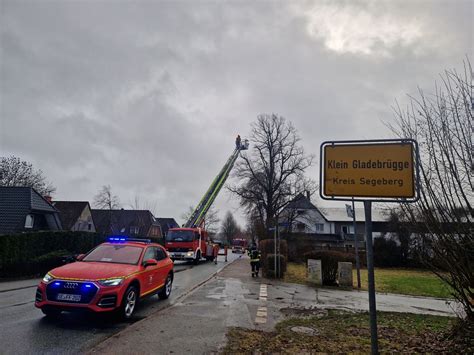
[144, 259, 158, 267]
[76, 254, 85, 261]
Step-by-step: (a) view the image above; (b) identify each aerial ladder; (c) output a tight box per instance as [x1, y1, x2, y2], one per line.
[184, 139, 249, 228]
[165, 138, 249, 263]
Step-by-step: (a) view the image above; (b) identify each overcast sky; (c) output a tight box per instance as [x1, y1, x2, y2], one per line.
[1, 0, 472, 227]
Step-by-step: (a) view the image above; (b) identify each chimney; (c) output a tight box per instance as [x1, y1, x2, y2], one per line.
[306, 190, 310, 201]
[44, 195, 52, 203]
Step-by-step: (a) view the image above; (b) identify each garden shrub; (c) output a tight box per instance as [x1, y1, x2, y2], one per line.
[264, 254, 287, 278]
[373, 236, 402, 267]
[259, 239, 288, 275]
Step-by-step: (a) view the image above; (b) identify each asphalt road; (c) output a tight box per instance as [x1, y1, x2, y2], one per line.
[0, 251, 242, 355]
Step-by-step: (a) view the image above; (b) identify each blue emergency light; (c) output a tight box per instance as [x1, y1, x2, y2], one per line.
[108, 237, 127, 242]
[107, 236, 151, 243]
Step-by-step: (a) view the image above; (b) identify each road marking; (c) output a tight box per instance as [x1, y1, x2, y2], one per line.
[255, 283, 269, 324]
[256, 307, 267, 317]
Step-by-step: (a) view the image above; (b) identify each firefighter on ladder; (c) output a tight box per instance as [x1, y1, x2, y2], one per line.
[248, 244, 261, 277]
[235, 135, 241, 150]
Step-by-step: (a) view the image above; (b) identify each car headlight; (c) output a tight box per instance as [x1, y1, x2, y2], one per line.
[186, 251, 194, 257]
[98, 278, 124, 287]
[42, 273, 54, 283]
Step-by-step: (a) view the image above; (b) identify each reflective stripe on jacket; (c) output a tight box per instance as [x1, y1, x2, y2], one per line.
[248, 249, 261, 262]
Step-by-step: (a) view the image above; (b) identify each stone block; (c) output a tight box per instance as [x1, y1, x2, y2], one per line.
[307, 259, 322, 286]
[338, 262, 353, 288]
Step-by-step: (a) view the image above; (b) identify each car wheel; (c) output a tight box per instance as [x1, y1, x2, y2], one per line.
[41, 308, 61, 318]
[121, 285, 138, 319]
[158, 274, 173, 299]
[193, 251, 201, 265]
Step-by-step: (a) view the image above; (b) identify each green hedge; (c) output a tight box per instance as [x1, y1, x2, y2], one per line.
[264, 254, 287, 278]
[0, 231, 106, 278]
[259, 239, 288, 261]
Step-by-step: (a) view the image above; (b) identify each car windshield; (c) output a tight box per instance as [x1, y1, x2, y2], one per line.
[82, 244, 143, 265]
[166, 230, 194, 242]
[233, 240, 246, 247]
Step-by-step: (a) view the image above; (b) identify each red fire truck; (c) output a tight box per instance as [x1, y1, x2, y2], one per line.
[166, 228, 218, 264]
[231, 238, 248, 254]
[165, 138, 249, 264]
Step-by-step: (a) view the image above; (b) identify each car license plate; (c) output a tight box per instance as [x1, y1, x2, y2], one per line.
[57, 293, 81, 302]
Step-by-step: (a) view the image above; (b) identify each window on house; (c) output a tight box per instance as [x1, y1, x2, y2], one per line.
[24, 214, 34, 229]
[296, 223, 306, 231]
[297, 210, 305, 215]
[130, 226, 139, 235]
[315, 223, 324, 232]
[151, 226, 160, 236]
[88, 223, 92, 231]
[341, 225, 353, 234]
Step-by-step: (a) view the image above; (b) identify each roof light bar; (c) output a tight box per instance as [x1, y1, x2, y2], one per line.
[107, 236, 151, 243]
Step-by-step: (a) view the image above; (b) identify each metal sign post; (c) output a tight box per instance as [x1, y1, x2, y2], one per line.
[364, 200, 378, 354]
[351, 199, 361, 289]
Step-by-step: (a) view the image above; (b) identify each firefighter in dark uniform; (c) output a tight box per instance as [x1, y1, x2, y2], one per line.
[248, 244, 261, 277]
[235, 135, 241, 149]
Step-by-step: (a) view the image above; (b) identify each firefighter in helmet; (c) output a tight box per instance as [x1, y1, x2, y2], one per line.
[248, 243, 261, 277]
[235, 135, 241, 150]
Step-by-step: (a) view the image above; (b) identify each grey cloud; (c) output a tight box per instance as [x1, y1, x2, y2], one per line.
[1, 0, 471, 224]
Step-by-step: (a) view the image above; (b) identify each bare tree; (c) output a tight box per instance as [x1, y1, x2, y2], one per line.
[387, 60, 473, 320]
[220, 211, 240, 244]
[0, 156, 56, 196]
[246, 209, 265, 244]
[93, 185, 121, 235]
[129, 195, 158, 214]
[203, 207, 220, 235]
[228, 114, 314, 236]
[94, 185, 121, 210]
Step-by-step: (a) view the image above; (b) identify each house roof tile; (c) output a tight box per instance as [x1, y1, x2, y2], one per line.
[0, 186, 60, 234]
[53, 201, 89, 230]
[91, 209, 157, 236]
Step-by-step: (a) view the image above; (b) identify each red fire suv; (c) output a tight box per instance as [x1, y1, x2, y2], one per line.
[35, 237, 174, 319]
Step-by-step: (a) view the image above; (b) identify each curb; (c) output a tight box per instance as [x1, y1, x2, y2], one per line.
[0, 284, 39, 293]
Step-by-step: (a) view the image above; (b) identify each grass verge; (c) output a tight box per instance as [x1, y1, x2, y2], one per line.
[284, 263, 452, 298]
[223, 310, 472, 353]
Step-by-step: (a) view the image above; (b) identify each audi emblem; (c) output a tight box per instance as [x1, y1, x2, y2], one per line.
[64, 282, 79, 289]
